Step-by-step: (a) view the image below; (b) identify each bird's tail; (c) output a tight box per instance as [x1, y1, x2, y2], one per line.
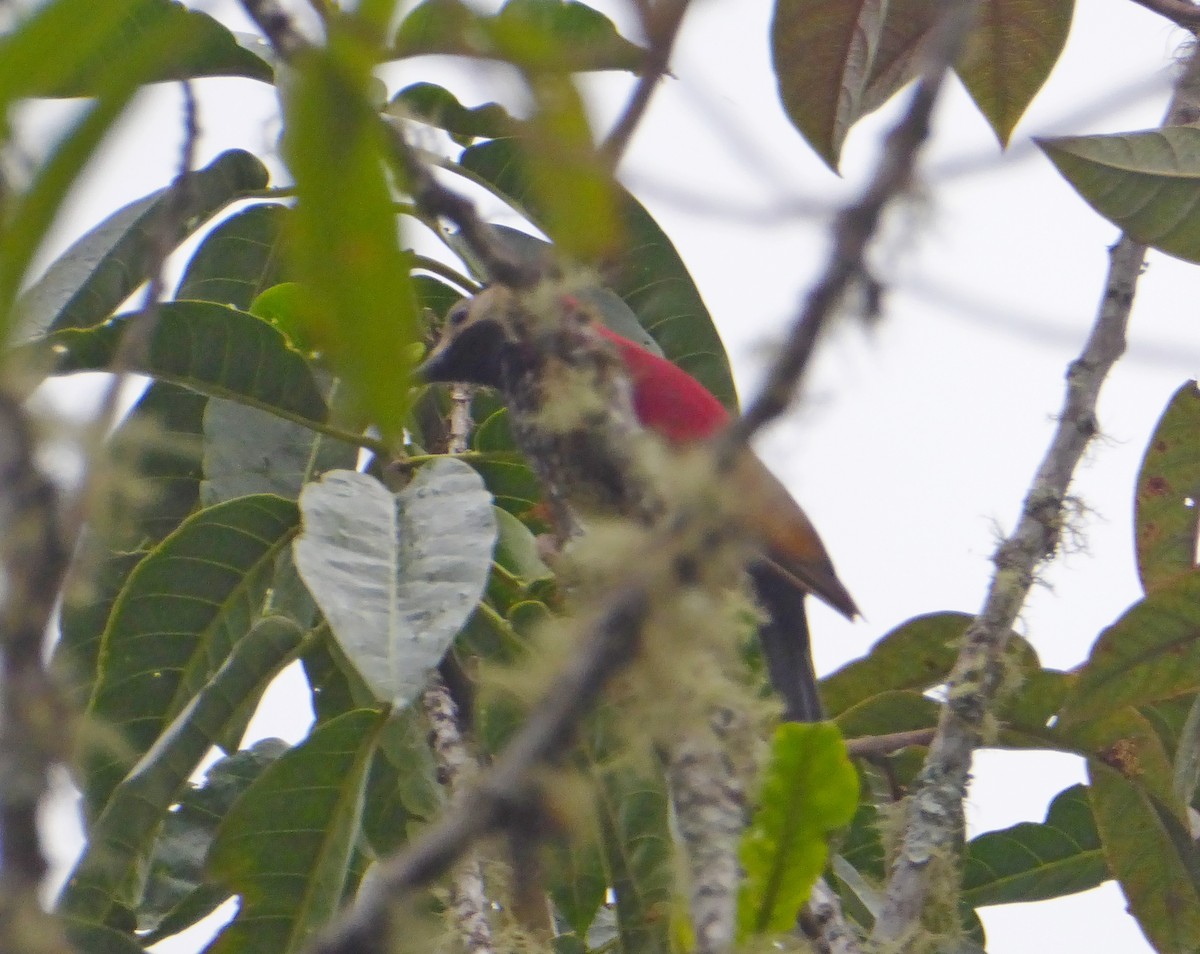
[748, 561, 824, 722]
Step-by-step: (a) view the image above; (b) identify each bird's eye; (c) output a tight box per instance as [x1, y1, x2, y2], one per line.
[446, 302, 470, 328]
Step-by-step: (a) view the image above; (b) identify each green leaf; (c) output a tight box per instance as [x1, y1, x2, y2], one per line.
[834, 689, 939, 738]
[1064, 573, 1200, 724]
[280, 23, 420, 442]
[738, 722, 859, 937]
[1089, 761, 1200, 953]
[8, 0, 272, 97]
[14, 151, 268, 342]
[1001, 670, 1181, 810]
[46, 301, 328, 424]
[770, 0, 886, 170]
[83, 495, 300, 816]
[962, 784, 1106, 907]
[1040, 127, 1200, 263]
[458, 139, 738, 411]
[293, 462, 497, 708]
[956, 0, 1073, 145]
[139, 740, 289, 944]
[471, 408, 543, 516]
[176, 203, 291, 311]
[821, 612, 972, 716]
[59, 617, 304, 922]
[492, 506, 553, 585]
[390, 0, 645, 73]
[1135, 382, 1200, 594]
[201, 398, 358, 506]
[206, 708, 387, 954]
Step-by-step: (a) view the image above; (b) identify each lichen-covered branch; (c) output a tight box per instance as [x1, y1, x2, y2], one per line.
[0, 393, 72, 954]
[870, 44, 1200, 953]
[668, 734, 745, 954]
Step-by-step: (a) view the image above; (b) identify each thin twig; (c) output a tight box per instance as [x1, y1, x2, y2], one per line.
[869, 40, 1200, 954]
[722, 1, 981, 453]
[599, 0, 692, 170]
[844, 729, 936, 759]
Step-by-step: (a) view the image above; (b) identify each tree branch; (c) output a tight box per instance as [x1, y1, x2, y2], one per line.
[869, 40, 1200, 954]
[844, 729, 937, 759]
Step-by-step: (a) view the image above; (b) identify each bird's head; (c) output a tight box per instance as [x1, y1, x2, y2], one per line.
[418, 287, 522, 390]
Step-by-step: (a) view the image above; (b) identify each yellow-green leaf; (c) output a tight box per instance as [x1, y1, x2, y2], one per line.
[738, 722, 859, 937]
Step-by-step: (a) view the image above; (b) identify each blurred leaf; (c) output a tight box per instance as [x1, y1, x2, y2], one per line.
[1135, 382, 1200, 594]
[6, 0, 272, 97]
[459, 139, 738, 410]
[821, 612, 972, 715]
[59, 618, 303, 922]
[293, 462, 497, 708]
[738, 723, 859, 937]
[390, 0, 645, 73]
[54, 382, 206, 710]
[770, 0, 886, 170]
[1040, 127, 1200, 263]
[62, 920, 149, 954]
[83, 495, 300, 816]
[1089, 761, 1200, 952]
[201, 398, 357, 505]
[956, 0, 1073, 145]
[962, 784, 1106, 907]
[1064, 573, 1200, 723]
[280, 23, 419, 442]
[139, 740, 289, 944]
[0, 1, 243, 334]
[175, 203, 290, 310]
[46, 301, 327, 424]
[387, 82, 515, 144]
[14, 151, 268, 342]
[206, 709, 387, 954]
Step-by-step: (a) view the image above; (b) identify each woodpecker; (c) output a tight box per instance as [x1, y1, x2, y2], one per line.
[419, 286, 857, 721]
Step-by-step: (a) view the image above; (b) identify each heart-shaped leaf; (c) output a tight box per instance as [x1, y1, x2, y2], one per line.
[294, 461, 497, 708]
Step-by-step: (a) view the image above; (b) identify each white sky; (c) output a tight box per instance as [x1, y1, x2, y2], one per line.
[29, 1, 1200, 951]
